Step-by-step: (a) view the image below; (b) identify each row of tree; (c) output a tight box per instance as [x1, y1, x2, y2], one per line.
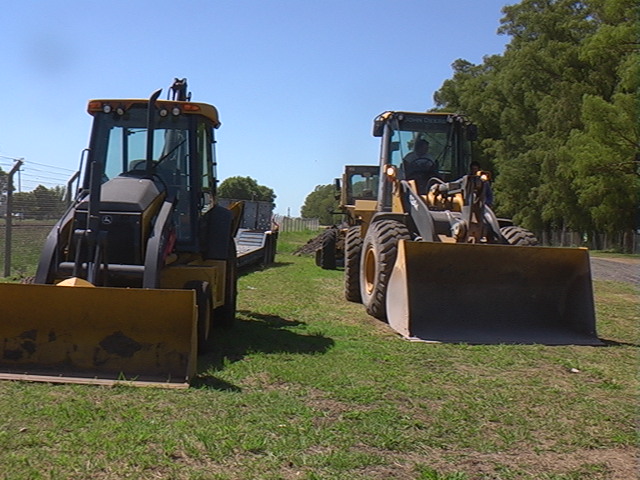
[0, 170, 276, 220]
[433, 0, 638, 242]
[11, 185, 67, 220]
[300, 184, 339, 225]
[1, 168, 68, 219]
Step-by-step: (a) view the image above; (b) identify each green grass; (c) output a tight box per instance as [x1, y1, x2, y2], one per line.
[0, 231, 637, 479]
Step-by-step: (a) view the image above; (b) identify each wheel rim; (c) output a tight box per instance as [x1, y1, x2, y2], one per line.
[363, 245, 376, 295]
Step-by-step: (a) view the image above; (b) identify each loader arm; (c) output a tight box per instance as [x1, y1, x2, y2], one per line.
[398, 180, 436, 241]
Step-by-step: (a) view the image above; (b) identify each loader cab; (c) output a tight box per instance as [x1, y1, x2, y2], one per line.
[342, 165, 379, 205]
[374, 111, 474, 210]
[83, 99, 220, 254]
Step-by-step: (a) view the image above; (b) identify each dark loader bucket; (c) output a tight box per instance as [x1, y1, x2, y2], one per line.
[386, 241, 602, 345]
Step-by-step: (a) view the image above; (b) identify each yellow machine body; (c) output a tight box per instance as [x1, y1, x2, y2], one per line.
[0, 282, 197, 387]
[386, 241, 601, 345]
[160, 260, 226, 308]
[352, 110, 602, 345]
[0, 79, 238, 388]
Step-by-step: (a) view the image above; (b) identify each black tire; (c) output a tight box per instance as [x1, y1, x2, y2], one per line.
[360, 220, 411, 321]
[344, 225, 363, 303]
[184, 280, 212, 355]
[500, 226, 539, 246]
[319, 230, 337, 270]
[213, 239, 237, 328]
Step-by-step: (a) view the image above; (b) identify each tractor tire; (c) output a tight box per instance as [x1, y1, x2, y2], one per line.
[344, 225, 363, 303]
[213, 239, 238, 328]
[184, 280, 212, 355]
[500, 226, 539, 246]
[360, 219, 411, 321]
[319, 229, 338, 270]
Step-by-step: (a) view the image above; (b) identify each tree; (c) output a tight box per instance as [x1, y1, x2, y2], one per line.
[301, 184, 339, 225]
[433, 0, 638, 245]
[217, 176, 276, 203]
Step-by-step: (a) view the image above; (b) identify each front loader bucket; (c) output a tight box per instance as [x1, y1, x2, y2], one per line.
[0, 283, 197, 388]
[386, 241, 601, 345]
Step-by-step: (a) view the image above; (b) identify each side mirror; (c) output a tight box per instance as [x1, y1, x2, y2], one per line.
[334, 178, 341, 199]
[373, 120, 384, 137]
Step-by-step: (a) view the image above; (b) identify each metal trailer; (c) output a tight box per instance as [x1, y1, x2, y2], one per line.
[218, 198, 278, 269]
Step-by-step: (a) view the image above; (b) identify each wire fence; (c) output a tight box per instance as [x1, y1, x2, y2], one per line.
[0, 157, 73, 278]
[0, 221, 53, 278]
[2, 158, 637, 278]
[0, 216, 324, 279]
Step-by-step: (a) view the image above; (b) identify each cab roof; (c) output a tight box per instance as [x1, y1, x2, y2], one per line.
[87, 99, 221, 128]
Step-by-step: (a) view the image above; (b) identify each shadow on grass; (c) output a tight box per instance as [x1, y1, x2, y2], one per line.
[193, 310, 334, 390]
[238, 261, 293, 277]
[600, 339, 639, 347]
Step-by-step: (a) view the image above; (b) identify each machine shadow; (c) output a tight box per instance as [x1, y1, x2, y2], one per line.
[193, 310, 334, 390]
[237, 261, 293, 277]
[599, 339, 639, 347]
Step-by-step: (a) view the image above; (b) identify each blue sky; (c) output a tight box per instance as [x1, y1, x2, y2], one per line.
[0, 0, 514, 216]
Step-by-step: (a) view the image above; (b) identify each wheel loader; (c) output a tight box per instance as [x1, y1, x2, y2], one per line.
[346, 111, 600, 345]
[315, 165, 379, 271]
[0, 79, 242, 387]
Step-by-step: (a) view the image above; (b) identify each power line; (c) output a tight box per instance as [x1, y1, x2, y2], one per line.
[24, 160, 76, 174]
[20, 169, 73, 182]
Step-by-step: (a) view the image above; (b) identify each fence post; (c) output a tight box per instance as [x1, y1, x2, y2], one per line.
[4, 159, 23, 277]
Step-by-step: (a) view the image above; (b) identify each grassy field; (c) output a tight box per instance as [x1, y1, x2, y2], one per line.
[0, 231, 638, 479]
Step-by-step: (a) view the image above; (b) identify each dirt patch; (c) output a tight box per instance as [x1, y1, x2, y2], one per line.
[427, 446, 637, 480]
[344, 446, 638, 479]
[590, 257, 639, 285]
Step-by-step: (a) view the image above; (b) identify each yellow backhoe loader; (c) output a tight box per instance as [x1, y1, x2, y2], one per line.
[0, 79, 241, 387]
[347, 111, 600, 345]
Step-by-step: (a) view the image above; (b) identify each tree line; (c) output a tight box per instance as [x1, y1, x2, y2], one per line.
[433, 0, 638, 248]
[301, 0, 638, 250]
[0, 169, 277, 220]
[0, 168, 66, 219]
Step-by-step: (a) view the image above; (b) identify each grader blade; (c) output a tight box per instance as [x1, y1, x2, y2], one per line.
[386, 241, 601, 345]
[0, 283, 197, 388]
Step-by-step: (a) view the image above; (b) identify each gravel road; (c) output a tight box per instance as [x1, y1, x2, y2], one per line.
[590, 257, 639, 285]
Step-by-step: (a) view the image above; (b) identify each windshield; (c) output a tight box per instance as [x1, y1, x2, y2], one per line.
[347, 170, 378, 203]
[388, 114, 468, 181]
[88, 107, 191, 189]
[87, 106, 201, 245]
